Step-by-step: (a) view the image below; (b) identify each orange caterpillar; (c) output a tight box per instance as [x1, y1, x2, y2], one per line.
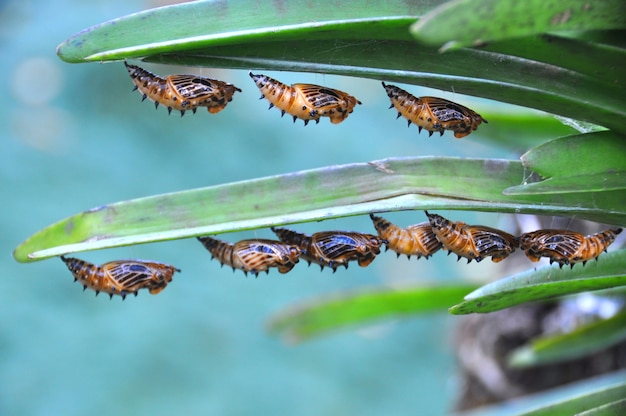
[382, 82, 487, 138]
[249, 72, 361, 125]
[272, 227, 384, 272]
[197, 236, 301, 276]
[125, 62, 241, 116]
[518, 228, 622, 268]
[370, 214, 441, 259]
[425, 211, 517, 263]
[60, 256, 180, 299]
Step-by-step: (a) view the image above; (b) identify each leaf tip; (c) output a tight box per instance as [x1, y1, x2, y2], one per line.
[438, 40, 463, 52]
[507, 347, 535, 368]
[56, 33, 92, 64]
[266, 319, 306, 345]
[448, 303, 466, 315]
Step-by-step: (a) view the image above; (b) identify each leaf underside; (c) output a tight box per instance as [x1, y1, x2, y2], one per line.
[55, 0, 626, 134]
[450, 250, 626, 315]
[268, 285, 476, 343]
[13, 152, 624, 262]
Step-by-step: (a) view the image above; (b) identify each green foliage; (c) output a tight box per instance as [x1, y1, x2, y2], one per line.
[14, 0, 626, 412]
[517, 383, 626, 416]
[268, 285, 477, 343]
[56, 0, 626, 133]
[13, 146, 624, 262]
[411, 0, 626, 50]
[449, 250, 626, 314]
[508, 309, 626, 367]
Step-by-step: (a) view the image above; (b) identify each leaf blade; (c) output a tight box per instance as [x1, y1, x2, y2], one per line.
[55, 1, 626, 133]
[13, 157, 624, 263]
[517, 382, 626, 416]
[509, 309, 626, 367]
[410, 0, 626, 50]
[450, 250, 626, 315]
[268, 285, 476, 343]
[56, 0, 439, 63]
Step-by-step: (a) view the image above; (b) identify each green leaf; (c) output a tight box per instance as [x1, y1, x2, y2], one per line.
[449, 250, 626, 314]
[56, 0, 437, 63]
[13, 157, 624, 263]
[477, 112, 578, 151]
[508, 309, 626, 367]
[520, 131, 626, 179]
[503, 173, 626, 195]
[55, 1, 626, 134]
[143, 37, 626, 134]
[517, 382, 626, 416]
[267, 285, 475, 343]
[504, 131, 626, 195]
[410, 0, 626, 50]
[577, 398, 626, 416]
[481, 34, 626, 85]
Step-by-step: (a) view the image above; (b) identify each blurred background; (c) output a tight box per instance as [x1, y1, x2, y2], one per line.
[1, 0, 604, 415]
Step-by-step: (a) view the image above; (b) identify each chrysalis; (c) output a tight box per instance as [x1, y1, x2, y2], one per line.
[249, 72, 361, 125]
[125, 62, 241, 116]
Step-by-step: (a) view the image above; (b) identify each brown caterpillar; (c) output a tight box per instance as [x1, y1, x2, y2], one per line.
[382, 82, 487, 138]
[370, 214, 442, 260]
[425, 211, 518, 263]
[60, 256, 180, 299]
[518, 228, 622, 268]
[271, 227, 384, 272]
[125, 62, 241, 116]
[249, 72, 361, 125]
[197, 236, 301, 276]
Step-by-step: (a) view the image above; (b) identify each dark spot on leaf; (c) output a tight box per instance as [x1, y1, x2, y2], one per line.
[64, 220, 75, 235]
[87, 205, 107, 213]
[483, 159, 511, 175]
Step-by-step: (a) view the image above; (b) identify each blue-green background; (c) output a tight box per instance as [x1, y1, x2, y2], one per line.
[1, 1, 537, 414]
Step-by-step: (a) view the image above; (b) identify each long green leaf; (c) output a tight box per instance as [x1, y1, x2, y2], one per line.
[518, 382, 626, 416]
[449, 250, 626, 315]
[577, 398, 626, 416]
[268, 285, 475, 343]
[481, 35, 626, 85]
[410, 0, 626, 50]
[141, 38, 626, 135]
[455, 373, 626, 416]
[503, 174, 626, 195]
[55, 1, 626, 134]
[56, 0, 438, 62]
[13, 157, 624, 263]
[508, 309, 626, 367]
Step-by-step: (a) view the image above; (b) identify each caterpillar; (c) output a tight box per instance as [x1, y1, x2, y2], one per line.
[124, 62, 241, 116]
[249, 72, 361, 125]
[370, 214, 442, 260]
[518, 228, 623, 268]
[60, 256, 180, 299]
[271, 227, 384, 272]
[197, 236, 301, 276]
[382, 82, 487, 138]
[425, 211, 518, 263]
